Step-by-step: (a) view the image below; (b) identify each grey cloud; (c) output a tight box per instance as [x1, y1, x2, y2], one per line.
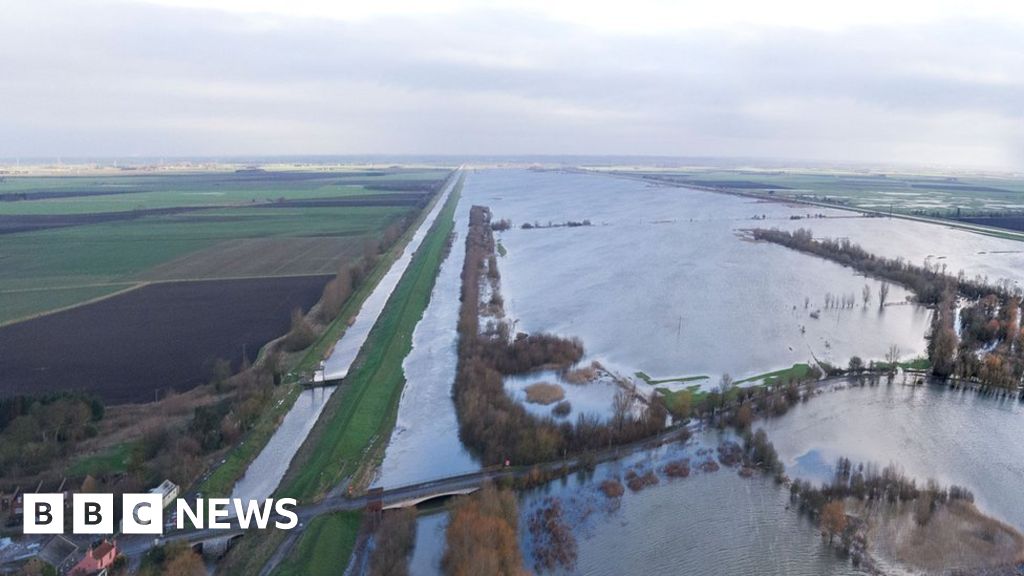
[0, 0, 1021, 168]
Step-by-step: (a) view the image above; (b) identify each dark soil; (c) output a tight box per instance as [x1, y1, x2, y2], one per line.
[0, 275, 331, 404]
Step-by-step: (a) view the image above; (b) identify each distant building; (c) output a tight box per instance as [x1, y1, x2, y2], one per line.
[69, 539, 116, 576]
[150, 480, 179, 509]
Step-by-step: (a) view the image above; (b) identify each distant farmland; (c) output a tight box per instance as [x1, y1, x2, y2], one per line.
[0, 275, 330, 404]
[0, 168, 450, 324]
[0, 167, 453, 403]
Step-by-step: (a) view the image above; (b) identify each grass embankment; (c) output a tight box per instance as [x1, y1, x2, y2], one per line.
[196, 178, 456, 498]
[270, 512, 363, 576]
[634, 371, 708, 385]
[874, 357, 931, 372]
[655, 363, 812, 417]
[275, 178, 462, 502]
[734, 363, 811, 386]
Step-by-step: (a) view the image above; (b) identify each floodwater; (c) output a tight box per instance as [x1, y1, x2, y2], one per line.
[410, 380, 1024, 576]
[231, 386, 331, 501]
[388, 169, 1024, 575]
[408, 432, 870, 576]
[230, 172, 460, 501]
[375, 176, 479, 489]
[763, 380, 1024, 530]
[768, 211, 1024, 290]
[408, 512, 449, 575]
[465, 169, 930, 390]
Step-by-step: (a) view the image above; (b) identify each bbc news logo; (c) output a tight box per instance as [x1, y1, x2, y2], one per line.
[23, 494, 298, 535]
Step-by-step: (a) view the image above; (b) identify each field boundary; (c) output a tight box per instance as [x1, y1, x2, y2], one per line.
[196, 171, 458, 497]
[0, 282, 146, 328]
[275, 174, 462, 501]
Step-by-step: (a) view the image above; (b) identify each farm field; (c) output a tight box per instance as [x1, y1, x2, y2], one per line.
[0, 169, 447, 215]
[0, 166, 453, 405]
[612, 168, 1024, 218]
[0, 168, 450, 324]
[276, 176, 462, 502]
[0, 275, 330, 403]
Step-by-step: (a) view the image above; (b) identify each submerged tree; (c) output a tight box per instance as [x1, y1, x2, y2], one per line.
[878, 282, 890, 309]
[820, 501, 847, 544]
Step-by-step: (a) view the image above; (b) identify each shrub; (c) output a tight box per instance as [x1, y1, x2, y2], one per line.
[524, 382, 565, 405]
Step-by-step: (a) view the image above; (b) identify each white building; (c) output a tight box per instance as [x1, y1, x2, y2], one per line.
[149, 480, 179, 509]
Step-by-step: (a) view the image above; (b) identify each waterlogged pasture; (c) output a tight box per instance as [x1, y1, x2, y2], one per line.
[763, 381, 1024, 531]
[464, 169, 930, 390]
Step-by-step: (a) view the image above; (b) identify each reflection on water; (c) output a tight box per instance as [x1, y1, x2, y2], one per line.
[410, 433, 868, 576]
[409, 513, 449, 575]
[231, 175, 459, 500]
[396, 170, 1024, 574]
[764, 380, 1024, 529]
[377, 180, 479, 488]
[231, 387, 330, 501]
[464, 170, 930, 389]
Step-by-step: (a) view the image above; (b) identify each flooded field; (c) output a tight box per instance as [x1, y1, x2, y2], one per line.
[408, 380, 1024, 576]
[768, 213, 1024, 290]
[382, 169, 1024, 575]
[383, 168, 1024, 491]
[763, 381, 1024, 530]
[466, 169, 930, 388]
[408, 432, 870, 576]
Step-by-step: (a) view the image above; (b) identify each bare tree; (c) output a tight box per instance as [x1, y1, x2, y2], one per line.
[716, 373, 734, 410]
[612, 389, 632, 432]
[862, 284, 871, 307]
[885, 344, 900, 374]
[878, 282, 890, 308]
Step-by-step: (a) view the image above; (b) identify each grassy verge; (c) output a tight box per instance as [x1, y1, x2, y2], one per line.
[196, 177, 455, 498]
[276, 178, 462, 501]
[874, 356, 931, 372]
[734, 363, 812, 386]
[270, 512, 363, 576]
[634, 371, 708, 385]
[67, 442, 133, 477]
[216, 523, 291, 576]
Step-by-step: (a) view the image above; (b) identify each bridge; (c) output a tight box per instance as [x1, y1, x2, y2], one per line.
[381, 486, 478, 510]
[119, 424, 695, 562]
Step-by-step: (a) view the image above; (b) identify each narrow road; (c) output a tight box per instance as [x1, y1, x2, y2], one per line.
[117, 423, 693, 560]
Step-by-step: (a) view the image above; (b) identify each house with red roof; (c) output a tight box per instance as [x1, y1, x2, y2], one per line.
[69, 539, 117, 576]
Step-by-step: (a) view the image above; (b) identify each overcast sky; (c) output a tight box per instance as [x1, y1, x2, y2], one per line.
[1, 0, 1022, 169]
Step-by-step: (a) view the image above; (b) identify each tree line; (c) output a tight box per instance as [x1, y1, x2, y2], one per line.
[754, 228, 1024, 391]
[454, 206, 666, 466]
[0, 393, 104, 479]
[442, 485, 527, 576]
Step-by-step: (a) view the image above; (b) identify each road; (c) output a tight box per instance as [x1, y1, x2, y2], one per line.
[117, 423, 694, 560]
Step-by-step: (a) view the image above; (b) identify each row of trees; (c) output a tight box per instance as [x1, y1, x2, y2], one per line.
[755, 228, 1024, 391]
[752, 228, 1008, 304]
[790, 458, 975, 551]
[455, 206, 667, 466]
[442, 485, 527, 576]
[0, 394, 104, 478]
[369, 508, 418, 576]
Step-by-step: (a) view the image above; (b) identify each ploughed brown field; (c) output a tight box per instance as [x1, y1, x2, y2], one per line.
[0, 275, 330, 404]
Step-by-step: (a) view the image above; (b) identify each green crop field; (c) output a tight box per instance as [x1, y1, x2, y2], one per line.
[0, 168, 451, 324]
[276, 177, 462, 502]
[615, 168, 1024, 215]
[0, 169, 448, 215]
